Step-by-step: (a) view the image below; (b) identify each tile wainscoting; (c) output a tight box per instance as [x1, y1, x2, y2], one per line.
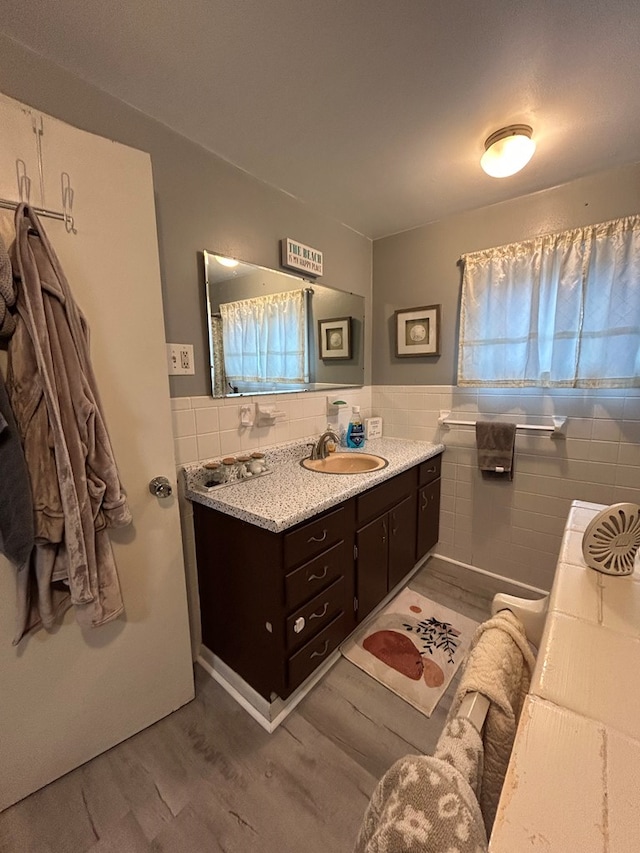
[373, 385, 640, 591]
[171, 384, 640, 652]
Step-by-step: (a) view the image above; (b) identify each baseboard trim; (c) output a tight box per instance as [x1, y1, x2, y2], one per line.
[197, 647, 340, 733]
[432, 552, 549, 596]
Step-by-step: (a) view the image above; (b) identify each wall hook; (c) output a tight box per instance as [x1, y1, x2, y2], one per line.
[16, 159, 31, 203]
[61, 172, 77, 234]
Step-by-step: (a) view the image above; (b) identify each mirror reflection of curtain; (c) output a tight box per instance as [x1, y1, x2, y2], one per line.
[220, 289, 309, 384]
[209, 314, 227, 396]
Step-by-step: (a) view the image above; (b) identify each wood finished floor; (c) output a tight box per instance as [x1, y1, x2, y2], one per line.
[0, 558, 500, 853]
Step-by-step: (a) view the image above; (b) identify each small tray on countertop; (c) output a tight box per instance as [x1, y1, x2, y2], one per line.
[193, 467, 273, 493]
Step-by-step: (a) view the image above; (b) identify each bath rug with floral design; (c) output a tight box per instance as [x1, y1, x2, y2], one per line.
[341, 587, 478, 717]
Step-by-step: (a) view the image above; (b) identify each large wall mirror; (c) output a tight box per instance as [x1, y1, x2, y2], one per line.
[204, 250, 365, 397]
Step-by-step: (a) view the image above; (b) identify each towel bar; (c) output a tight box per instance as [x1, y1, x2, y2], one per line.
[459, 691, 490, 732]
[438, 410, 567, 438]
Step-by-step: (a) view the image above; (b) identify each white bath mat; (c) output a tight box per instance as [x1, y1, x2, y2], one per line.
[341, 588, 478, 717]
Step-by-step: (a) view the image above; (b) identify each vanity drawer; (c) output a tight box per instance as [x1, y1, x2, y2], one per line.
[356, 467, 417, 525]
[284, 501, 354, 569]
[284, 538, 351, 610]
[419, 454, 442, 486]
[286, 576, 344, 650]
[287, 612, 346, 691]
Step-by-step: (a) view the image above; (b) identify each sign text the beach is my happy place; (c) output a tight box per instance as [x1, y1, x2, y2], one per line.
[281, 238, 323, 276]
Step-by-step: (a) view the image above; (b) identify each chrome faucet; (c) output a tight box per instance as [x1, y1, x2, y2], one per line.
[309, 428, 341, 460]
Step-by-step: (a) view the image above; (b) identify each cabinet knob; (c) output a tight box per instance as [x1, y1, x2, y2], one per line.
[293, 616, 306, 634]
[421, 494, 429, 510]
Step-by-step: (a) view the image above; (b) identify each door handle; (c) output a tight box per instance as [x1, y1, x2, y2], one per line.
[382, 519, 387, 543]
[391, 512, 398, 535]
[149, 476, 172, 498]
[421, 494, 429, 510]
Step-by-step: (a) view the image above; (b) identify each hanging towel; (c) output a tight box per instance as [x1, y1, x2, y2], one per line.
[0, 371, 34, 572]
[354, 738, 488, 853]
[434, 715, 485, 798]
[0, 223, 16, 338]
[475, 420, 516, 479]
[0, 227, 34, 574]
[447, 610, 536, 835]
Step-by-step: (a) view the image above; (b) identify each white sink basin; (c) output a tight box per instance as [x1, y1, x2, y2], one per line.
[301, 452, 388, 474]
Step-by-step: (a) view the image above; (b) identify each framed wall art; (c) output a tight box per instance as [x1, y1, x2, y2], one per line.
[319, 316, 352, 359]
[394, 305, 441, 357]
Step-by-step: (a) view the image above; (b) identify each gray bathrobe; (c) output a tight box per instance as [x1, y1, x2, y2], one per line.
[7, 204, 132, 643]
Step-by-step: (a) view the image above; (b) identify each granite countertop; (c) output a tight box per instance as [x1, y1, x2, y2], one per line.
[183, 437, 444, 533]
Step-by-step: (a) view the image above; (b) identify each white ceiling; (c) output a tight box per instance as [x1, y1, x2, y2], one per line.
[2, 0, 640, 239]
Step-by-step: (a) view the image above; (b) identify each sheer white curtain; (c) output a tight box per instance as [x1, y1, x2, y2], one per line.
[458, 215, 640, 388]
[220, 289, 308, 384]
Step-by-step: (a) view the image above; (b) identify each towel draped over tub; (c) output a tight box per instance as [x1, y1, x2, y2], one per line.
[355, 717, 488, 853]
[447, 609, 536, 834]
[5, 204, 131, 643]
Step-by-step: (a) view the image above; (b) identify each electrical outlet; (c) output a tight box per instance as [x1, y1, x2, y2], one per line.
[166, 343, 195, 375]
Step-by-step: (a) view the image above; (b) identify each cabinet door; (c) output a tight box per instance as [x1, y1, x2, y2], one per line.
[417, 479, 441, 559]
[356, 515, 388, 621]
[388, 491, 418, 589]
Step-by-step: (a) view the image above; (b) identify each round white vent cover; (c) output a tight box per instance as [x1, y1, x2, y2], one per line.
[582, 503, 640, 576]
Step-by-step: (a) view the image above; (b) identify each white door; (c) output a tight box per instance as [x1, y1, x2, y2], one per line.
[0, 94, 43, 206]
[0, 96, 194, 811]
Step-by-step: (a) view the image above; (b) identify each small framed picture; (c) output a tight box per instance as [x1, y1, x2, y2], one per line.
[318, 316, 352, 359]
[394, 305, 441, 357]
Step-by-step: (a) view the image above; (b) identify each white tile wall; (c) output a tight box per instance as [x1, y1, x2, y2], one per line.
[373, 385, 640, 591]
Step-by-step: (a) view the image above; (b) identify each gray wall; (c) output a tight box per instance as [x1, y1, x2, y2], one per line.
[0, 34, 372, 397]
[373, 162, 640, 386]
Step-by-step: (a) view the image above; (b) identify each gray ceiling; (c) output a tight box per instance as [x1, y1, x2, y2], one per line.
[2, 0, 639, 239]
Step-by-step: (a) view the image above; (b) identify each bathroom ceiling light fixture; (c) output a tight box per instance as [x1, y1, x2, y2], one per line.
[215, 256, 239, 268]
[480, 124, 535, 178]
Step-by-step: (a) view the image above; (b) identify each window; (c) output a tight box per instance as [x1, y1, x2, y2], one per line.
[458, 215, 640, 388]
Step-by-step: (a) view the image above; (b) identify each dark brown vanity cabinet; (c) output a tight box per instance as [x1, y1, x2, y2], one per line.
[192, 452, 442, 702]
[193, 499, 356, 701]
[355, 469, 418, 621]
[417, 455, 442, 559]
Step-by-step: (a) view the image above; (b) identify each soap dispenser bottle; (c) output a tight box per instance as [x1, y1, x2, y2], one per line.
[346, 406, 365, 448]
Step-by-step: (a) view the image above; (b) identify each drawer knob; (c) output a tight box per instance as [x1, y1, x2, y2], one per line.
[426, 466, 437, 473]
[310, 640, 329, 659]
[308, 566, 328, 582]
[310, 602, 329, 620]
[308, 529, 328, 543]
[293, 616, 306, 634]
